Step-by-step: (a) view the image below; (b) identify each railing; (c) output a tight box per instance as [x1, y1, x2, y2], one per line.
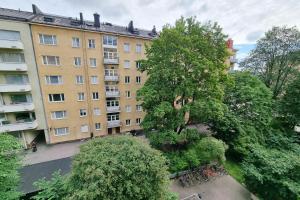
[0, 102, 34, 113]
[105, 91, 120, 97]
[104, 75, 119, 81]
[107, 120, 120, 128]
[0, 39, 24, 49]
[103, 44, 117, 49]
[0, 62, 27, 71]
[0, 84, 31, 92]
[0, 120, 38, 132]
[103, 57, 119, 64]
[107, 106, 120, 113]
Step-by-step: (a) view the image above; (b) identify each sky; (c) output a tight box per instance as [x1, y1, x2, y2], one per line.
[1, 0, 299, 60]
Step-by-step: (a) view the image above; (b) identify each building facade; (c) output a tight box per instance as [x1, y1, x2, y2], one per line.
[0, 9, 49, 147]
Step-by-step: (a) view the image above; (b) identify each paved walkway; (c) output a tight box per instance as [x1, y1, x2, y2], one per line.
[171, 175, 257, 200]
[22, 139, 87, 165]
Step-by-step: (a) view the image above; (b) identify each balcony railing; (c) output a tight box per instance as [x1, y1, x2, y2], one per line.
[106, 91, 120, 98]
[0, 62, 27, 71]
[104, 75, 119, 81]
[0, 84, 31, 92]
[0, 39, 24, 50]
[107, 120, 120, 128]
[103, 44, 117, 49]
[0, 102, 34, 113]
[107, 106, 120, 113]
[103, 57, 119, 64]
[0, 119, 38, 132]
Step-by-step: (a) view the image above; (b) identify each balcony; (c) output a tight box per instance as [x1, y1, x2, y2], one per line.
[103, 58, 119, 65]
[0, 84, 31, 92]
[106, 91, 120, 98]
[0, 102, 34, 113]
[0, 120, 38, 132]
[103, 44, 117, 49]
[0, 39, 24, 50]
[107, 106, 120, 113]
[0, 63, 27, 71]
[104, 75, 119, 81]
[107, 120, 120, 128]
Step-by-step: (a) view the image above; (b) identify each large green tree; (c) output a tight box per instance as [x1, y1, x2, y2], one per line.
[240, 26, 300, 98]
[0, 134, 22, 200]
[138, 17, 229, 134]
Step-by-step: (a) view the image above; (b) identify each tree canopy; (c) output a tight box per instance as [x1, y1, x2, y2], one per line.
[0, 134, 22, 200]
[138, 17, 230, 134]
[240, 26, 300, 98]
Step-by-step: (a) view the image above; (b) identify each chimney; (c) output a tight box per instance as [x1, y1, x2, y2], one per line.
[93, 13, 100, 28]
[79, 12, 84, 25]
[32, 4, 42, 15]
[128, 20, 134, 33]
[151, 25, 157, 35]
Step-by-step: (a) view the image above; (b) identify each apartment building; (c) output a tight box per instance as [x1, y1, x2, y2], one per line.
[0, 8, 48, 147]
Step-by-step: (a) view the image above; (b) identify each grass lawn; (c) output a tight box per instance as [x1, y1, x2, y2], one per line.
[224, 159, 245, 184]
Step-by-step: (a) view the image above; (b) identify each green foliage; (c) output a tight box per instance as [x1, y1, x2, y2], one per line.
[148, 129, 204, 150]
[240, 26, 300, 98]
[165, 137, 227, 172]
[0, 133, 22, 200]
[64, 136, 172, 200]
[138, 17, 229, 133]
[224, 159, 245, 184]
[242, 144, 300, 200]
[279, 73, 300, 128]
[211, 72, 273, 157]
[32, 170, 67, 200]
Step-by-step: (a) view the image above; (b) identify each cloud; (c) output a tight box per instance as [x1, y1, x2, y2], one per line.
[246, 31, 264, 43]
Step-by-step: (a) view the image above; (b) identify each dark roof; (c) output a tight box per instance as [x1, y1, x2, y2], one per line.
[19, 157, 72, 194]
[0, 6, 157, 40]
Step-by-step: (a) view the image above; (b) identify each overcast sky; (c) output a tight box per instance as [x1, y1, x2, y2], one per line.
[1, 0, 299, 58]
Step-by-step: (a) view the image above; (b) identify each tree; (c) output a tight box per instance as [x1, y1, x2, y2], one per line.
[240, 26, 300, 98]
[210, 72, 273, 156]
[138, 17, 230, 134]
[64, 136, 173, 200]
[242, 144, 300, 200]
[0, 134, 22, 200]
[279, 73, 300, 128]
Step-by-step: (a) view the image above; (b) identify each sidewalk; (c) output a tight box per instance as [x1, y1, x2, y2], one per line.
[22, 139, 87, 165]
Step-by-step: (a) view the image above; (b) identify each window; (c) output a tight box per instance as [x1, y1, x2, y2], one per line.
[125, 105, 131, 112]
[95, 123, 101, 130]
[76, 75, 84, 84]
[6, 75, 28, 84]
[136, 118, 141, 125]
[42, 56, 60, 65]
[39, 34, 56, 45]
[136, 44, 142, 53]
[0, 30, 21, 41]
[49, 93, 64, 102]
[94, 108, 101, 116]
[72, 37, 80, 48]
[103, 48, 118, 59]
[126, 119, 131, 126]
[124, 43, 130, 52]
[136, 61, 141, 69]
[80, 109, 87, 117]
[124, 60, 130, 68]
[78, 92, 85, 101]
[91, 76, 98, 84]
[136, 105, 142, 112]
[54, 127, 69, 136]
[92, 92, 99, 100]
[88, 39, 96, 48]
[45, 75, 63, 85]
[125, 76, 130, 84]
[103, 35, 117, 46]
[51, 111, 67, 119]
[0, 53, 25, 63]
[136, 76, 141, 84]
[107, 114, 119, 121]
[74, 57, 81, 66]
[90, 58, 96, 67]
[106, 100, 119, 107]
[81, 125, 89, 132]
[125, 91, 131, 98]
